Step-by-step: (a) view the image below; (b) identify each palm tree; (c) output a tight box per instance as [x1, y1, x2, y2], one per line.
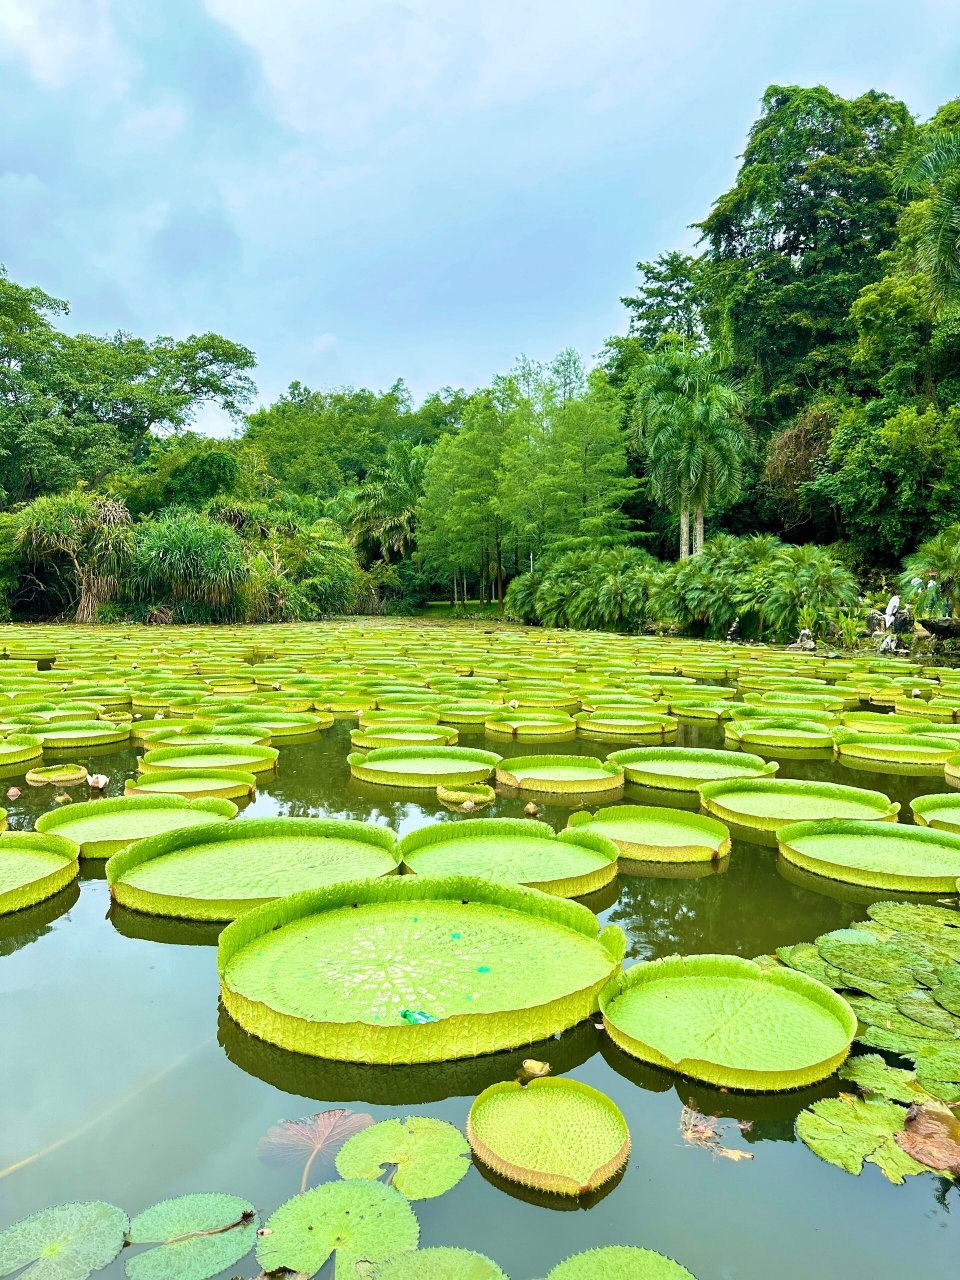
[630, 343, 749, 558]
[349, 440, 427, 562]
[900, 525, 960, 616]
[898, 131, 960, 306]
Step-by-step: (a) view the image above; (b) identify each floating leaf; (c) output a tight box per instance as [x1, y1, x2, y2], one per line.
[913, 1040, 960, 1082]
[0, 1202, 128, 1279]
[125, 1193, 257, 1280]
[867, 900, 960, 943]
[545, 1245, 697, 1279]
[679, 1106, 753, 1162]
[255, 1179, 419, 1277]
[796, 1095, 926, 1182]
[895, 1102, 960, 1174]
[933, 977, 960, 1017]
[839, 1054, 940, 1104]
[859, 1025, 937, 1059]
[775, 943, 844, 988]
[816, 939, 930, 989]
[259, 1108, 374, 1192]
[846, 995, 952, 1040]
[335, 1117, 470, 1200]
[895, 991, 960, 1037]
[371, 1246, 508, 1279]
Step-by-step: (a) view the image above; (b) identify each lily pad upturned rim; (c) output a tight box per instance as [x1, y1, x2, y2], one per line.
[467, 1076, 630, 1196]
[600, 953, 857, 1091]
[604, 746, 777, 791]
[348, 746, 502, 789]
[698, 776, 900, 832]
[36, 794, 238, 857]
[0, 732, 44, 765]
[435, 782, 497, 807]
[25, 762, 89, 786]
[398, 817, 619, 897]
[833, 730, 960, 764]
[0, 829, 81, 915]
[218, 875, 625, 1064]
[107, 816, 400, 920]
[911, 793, 960, 835]
[494, 754, 625, 795]
[567, 804, 731, 863]
[139, 743, 279, 775]
[124, 768, 257, 800]
[777, 818, 960, 892]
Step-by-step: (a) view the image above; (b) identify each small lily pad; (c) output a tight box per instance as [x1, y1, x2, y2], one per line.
[255, 1179, 419, 1276]
[125, 1193, 257, 1280]
[0, 1201, 128, 1279]
[796, 1095, 927, 1182]
[839, 1054, 940, 1104]
[895, 992, 960, 1037]
[372, 1246, 508, 1279]
[335, 1116, 470, 1200]
[545, 1246, 697, 1279]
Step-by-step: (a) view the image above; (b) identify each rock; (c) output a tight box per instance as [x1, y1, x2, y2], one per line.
[865, 609, 886, 635]
[920, 617, 960, 640]
[523, 802, 540, 817]
[787, 628, 816, 652]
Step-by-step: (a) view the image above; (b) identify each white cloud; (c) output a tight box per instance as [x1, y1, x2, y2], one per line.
[0, 0, 131, 91]
[312, 332, 337, 353]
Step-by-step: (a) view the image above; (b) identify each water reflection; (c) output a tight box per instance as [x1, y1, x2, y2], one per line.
[0, 882, 79, 956]
[110, 903, 224, 947]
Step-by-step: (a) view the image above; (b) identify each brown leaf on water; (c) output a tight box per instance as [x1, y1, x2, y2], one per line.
[894, 1102, 960, 1174]
[516, 1059, 551, 1086]
[680, 1105, 754, 1163]
[258, 1109, 374, 1193]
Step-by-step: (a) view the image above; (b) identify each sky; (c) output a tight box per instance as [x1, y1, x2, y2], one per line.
[1, 0, 959, 435]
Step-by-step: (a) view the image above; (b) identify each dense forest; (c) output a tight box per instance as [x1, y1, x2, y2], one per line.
[3, 84, 960, 639]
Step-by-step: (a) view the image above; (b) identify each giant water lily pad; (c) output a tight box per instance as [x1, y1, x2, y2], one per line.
[351, 724, 459, 749]
[467, 1078, 630, 1196]
[372, 1247, 508, 1279]
[0, 1201, 128, 1279]
[495, 755, 624, 795]
[833, 730, 960, 774]
[567, 805, 730, 865]
[139, 743, 278, 775]
[777, 819, 960, 892]
[124, 769, 256, 801]
[796, 1094, 927, 1182]
[36, 795, 237, 858]
[545, 1247, 696, 1280]
[335, 1116, 470, 1198]
[108, 817, 400, 920]
[24, 763, 88, 787]
[125, 1193, 257, 1280]
[698, 778, 898, 839]
[575, 711, 677, 741]
[485, 711, 577, 739]
[606, 746, 776, 792]
[600, 954, 856, 1090]
[911, 792, 960, 836]
[349, 746, 501, 789]
[32, 720, 129, 748]
[255, 1180, 419, 1276]
[0, 831, 80, 915]
[0, 733, 43, 767]
[218, 876, 625, 1063]
[399, 819, 618, 897]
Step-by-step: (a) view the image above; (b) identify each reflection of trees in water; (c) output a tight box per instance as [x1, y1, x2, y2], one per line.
[0, 882, 79, 957]
[607, 844, 862, 960]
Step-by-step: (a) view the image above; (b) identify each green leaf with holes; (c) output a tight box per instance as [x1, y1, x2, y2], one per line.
[335, 1117, 471, 1200]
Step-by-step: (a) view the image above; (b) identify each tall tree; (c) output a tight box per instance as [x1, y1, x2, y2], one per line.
[898, 130, 960, 307]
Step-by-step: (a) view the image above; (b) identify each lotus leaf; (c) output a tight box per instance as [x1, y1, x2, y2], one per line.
[796, 1095, 927, 1182]
[255, 1180, 419, 1276]
[335, 1116, 470, 1199]
[372, 1247, 508, 1279]
[125, 1193, 257, 1280]
[0, 1201, 128, 1279]
[467, 1078, 630, 1196]
[545, 1246, 696, 1280]
[601, 954, 856, 1090]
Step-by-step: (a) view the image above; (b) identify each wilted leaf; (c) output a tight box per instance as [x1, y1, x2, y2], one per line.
[895, 1102, 960, 1174]
[516, 1059, 551, 1085]
[679, 1106, 753, 1163]
[796, 1094, 927, 1182]
[258, 1108, 374, 1193]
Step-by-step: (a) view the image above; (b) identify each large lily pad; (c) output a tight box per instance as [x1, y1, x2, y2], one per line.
[0, 831, 80, 915]
[601, 954, 856, 1090]
[124, 769, 256, 801]
[545, 1247, 696, 1280]
[567, 805, 730, 864]
[605, 746, 776, 792]
[699, 777, 898, 838]
[35, 795, 237, 858]
[911, 792, 960, 835]
[777, 819, 960, 892]
[495, 755, 624, 795]
[335, 1116, 470, 1198]
[467, 1078, 630, 1196]
[218, 876, 625, 1063]
[0, 1201, 128, 1279]
[349, 746, 501, 789]
[255, 1179, 419, 1277]
[399, 819, 618, 897]
[108, 817, 400, 920]
[125, 1193, 257, 1280]
[139, 743, 278, 775]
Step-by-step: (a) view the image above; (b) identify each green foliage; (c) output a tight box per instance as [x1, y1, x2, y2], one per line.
[533, 547, 659, 631]
[130, 509, 247, 620]
[900, 524, 960, 615]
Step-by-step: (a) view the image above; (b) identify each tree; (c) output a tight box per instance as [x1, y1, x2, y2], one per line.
[15, 491, 133, 621]
[348, 439, 429, 562]
[900, 525, 960, 616]
[621, 252, 705, 349]
[629, 342, 749, 557]
[130, 508, 247, 621]
[898, 130, 960, 307]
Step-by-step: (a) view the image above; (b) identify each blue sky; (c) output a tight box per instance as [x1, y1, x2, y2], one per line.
[2, 1, 958, 434]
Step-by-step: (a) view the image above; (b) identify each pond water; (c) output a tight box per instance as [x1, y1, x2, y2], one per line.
[2, 717, 958, 1280]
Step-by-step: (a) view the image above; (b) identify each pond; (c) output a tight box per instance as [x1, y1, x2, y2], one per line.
[1, 631, 958, 1280]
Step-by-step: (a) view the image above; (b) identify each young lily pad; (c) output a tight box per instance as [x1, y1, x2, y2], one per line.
[371, 1247, 508, 1279]
[0, 1201, 128, 1279]
[255, 1179, 419, 1277]
[108, 817, 400, 920]
[36, 795, 237, 859]
[218, 875, 625, 1063]
[545, 1246, 697, 1280]
[125, 1193, 257, 1280]
[399, 819, 618, 897]
[600, 954, 856, 1090]
[25, 763, 88, 787]
[566, 805, 730, 865]
[796, 1095, 927, 1182]
[467, 1078, 630, 1196]
[335, 1116, 470, 1199]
